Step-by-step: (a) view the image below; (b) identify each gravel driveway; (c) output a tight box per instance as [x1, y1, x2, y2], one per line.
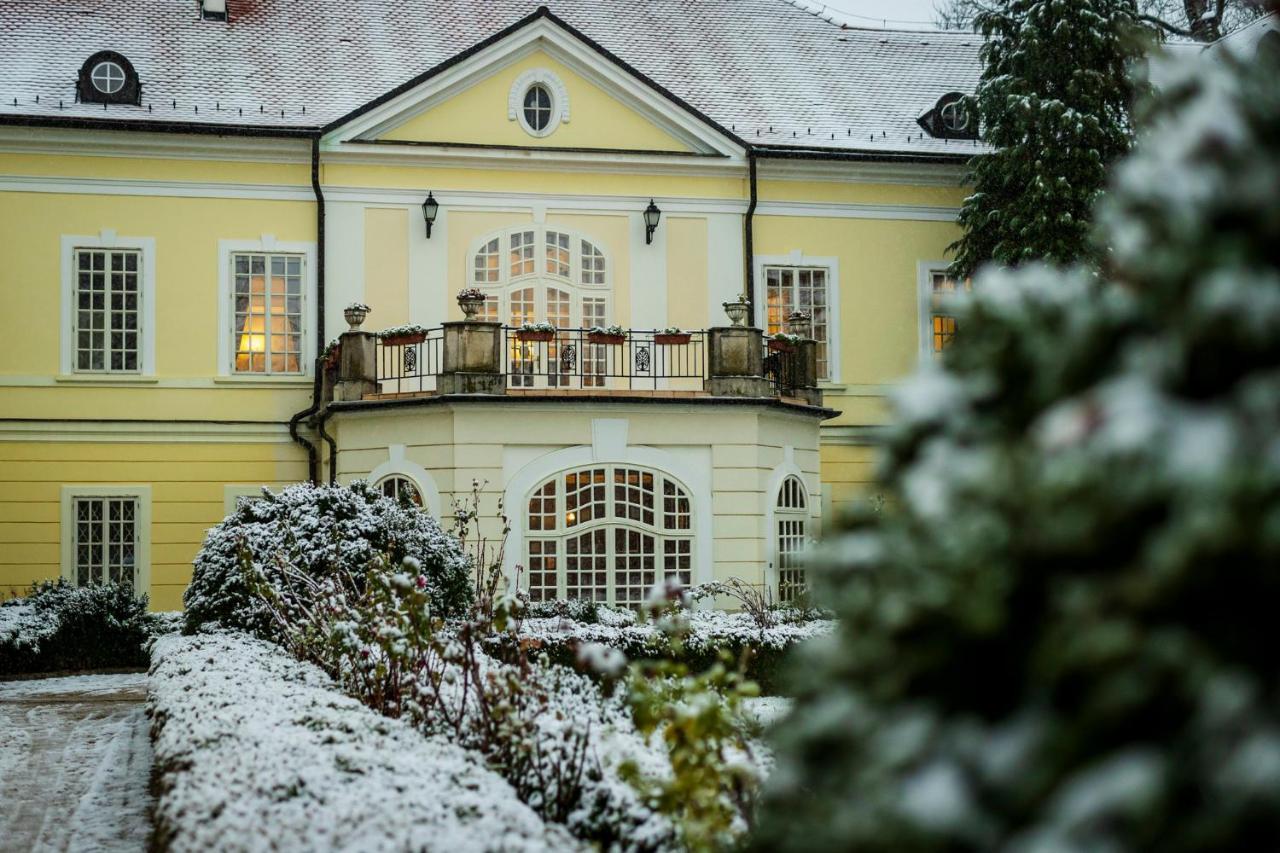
[0, 673, 152, 852]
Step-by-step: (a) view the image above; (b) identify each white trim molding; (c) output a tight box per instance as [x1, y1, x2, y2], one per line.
[754, 251, 842, 383]
[509, 67, 570, 138]
[366, 445, 444, 518]
[217, 235, 319, 378]
[60, 484, 152, 597]
[0, 419, 296, 444]
[60, 231, 157, 377]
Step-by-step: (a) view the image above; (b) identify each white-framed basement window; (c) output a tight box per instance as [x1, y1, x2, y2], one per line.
[218, 237, 318, 377]
[60, 485, 151, 595]
[755, 252, 840, 382]
[775, 476, 809, 603]
[60, 232, 157, 376]
[524, 465, 693, 608]
[918, 263, 972, 362]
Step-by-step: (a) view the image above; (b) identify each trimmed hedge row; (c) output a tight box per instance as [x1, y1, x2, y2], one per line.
[0, 580, 154, 676]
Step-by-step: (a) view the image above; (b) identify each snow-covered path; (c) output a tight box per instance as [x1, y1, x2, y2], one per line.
[0, 673, 153, 852]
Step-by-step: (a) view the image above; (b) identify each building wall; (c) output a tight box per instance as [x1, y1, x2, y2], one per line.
[328, 402, 823, 597]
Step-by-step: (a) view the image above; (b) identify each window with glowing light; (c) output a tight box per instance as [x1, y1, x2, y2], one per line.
[524, 466, 693, 607]
[377, 475, 423, 508]
[232, 252, 305, 374]
[765, 265, 830, 379]
[925, 270, 971, 358]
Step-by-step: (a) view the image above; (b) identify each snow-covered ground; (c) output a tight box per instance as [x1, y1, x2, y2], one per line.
[150, 631, 580, 852]
[0, 672, 153, 852]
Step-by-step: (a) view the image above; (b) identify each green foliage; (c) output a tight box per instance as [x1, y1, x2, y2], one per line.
[0, 580, 152, 675]
[950, 0, 1147, 278]
[621, 593, 762, 852]
[753, 41, 1280, 853]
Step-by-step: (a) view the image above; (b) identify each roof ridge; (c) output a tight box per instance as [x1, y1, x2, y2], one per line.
[771, 0, 981, 36]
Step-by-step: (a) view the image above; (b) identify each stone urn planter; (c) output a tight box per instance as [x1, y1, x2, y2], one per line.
[343, 303, 370, 330]
[654, 332, 692, 345]
[457, 289, 487, 319]
[787, 310, 812, 339]
[722, 299, 750, 327]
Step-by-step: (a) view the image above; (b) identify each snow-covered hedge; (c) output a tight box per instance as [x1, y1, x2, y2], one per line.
[0, 580, 152, 676]
[184, 482, 473, 635]
[149, 630, 578, 852]
[489, 609, 835, 695]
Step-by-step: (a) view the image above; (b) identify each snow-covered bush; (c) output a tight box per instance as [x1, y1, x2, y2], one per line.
[752, 45, 1280, 852]
[493, 607, 834, 696]
[183, 482, 472, 635]
[149, 630, 576, 852]
[0, 580, 151, 675]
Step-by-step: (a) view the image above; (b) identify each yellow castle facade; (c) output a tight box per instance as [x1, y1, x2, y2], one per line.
[0, 2, 981, 609]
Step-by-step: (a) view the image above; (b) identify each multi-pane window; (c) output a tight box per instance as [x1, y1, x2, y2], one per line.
[546, 231, 571, 278]
[470, 228, 609, 329]
[525, 466, 693, 607]
[775, 476, 809, 603]
[765, 266, 830, 379]
[74, 249, 141, 372]
[377, 476, 423, 508]
[927, 271, 971, 358]
[232, 253, 304, 374]
[581, 240, 606, 285]
[473, 238, 501, 284]
[73, 497, 138, 590]
[510, 231, 536, 278]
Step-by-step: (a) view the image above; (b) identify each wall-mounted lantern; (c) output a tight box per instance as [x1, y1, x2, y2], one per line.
[643, 199, 662, 245]
[422, 192, 440, 238]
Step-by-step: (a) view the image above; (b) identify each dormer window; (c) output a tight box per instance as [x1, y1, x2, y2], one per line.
[918, 92, 977, 141]
[78, 51, 141, 105]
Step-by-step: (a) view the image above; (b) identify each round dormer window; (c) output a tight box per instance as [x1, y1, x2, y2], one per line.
[90, 60, 127, 95]
[523, 84, 553, 133]
[939, 97, 970, 134]
[509, 69, 569, 138]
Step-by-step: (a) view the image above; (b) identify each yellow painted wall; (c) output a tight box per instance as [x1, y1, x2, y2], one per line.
[666, 217, 709, 330]
[0, 151, 311, 186]
[0, 190, 317, 420]
[0, 440, 306, 610]
[380, 50, 693, 153]
[364, 208, 410, 329]
[819, 443, 880, 521]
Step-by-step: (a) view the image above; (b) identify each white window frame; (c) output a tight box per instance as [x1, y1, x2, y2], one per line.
[764, 459, 816, 601]
[467, 227, 612, 327]
[917, 261, 968, 363]
[522, 464, 695, 608]
[508, 68, 570, 139]
[60, 484, 151, 596]
[60, 232, 157, 377]
[754, 251, 841, 383]
[91, 60, 126, 94]
[223, 484, 268, 515]
[366, 446, 443, 517]
[218, 236, 318, 378]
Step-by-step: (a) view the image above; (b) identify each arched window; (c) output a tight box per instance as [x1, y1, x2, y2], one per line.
[525, 465, 693, 607]
[775, 476, 809, 602]
[376, 475, 423, 508]
[468, 227, 610, 328]
[77, 51, 141, 105]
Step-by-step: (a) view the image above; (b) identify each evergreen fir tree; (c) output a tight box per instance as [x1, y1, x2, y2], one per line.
[752, 33, 1280, 853]
[950, 0, 1145, 279]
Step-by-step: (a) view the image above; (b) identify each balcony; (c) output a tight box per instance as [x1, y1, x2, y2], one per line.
[322, 313, 824, 411]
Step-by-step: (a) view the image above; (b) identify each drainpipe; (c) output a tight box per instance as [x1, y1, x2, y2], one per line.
[743, 150, 758, 326]
[316, 409, 338, 485]
[287, 136, 326, 483]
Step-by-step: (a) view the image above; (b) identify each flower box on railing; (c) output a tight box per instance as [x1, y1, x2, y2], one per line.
[654, 332, 692, 346]
[587, 332, 626, 345]
[768, 338, 797, 353]
[515, 330, 554, 343]
[382, 331, 427, 346]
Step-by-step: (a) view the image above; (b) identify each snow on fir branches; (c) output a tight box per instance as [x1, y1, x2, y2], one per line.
[949, 0, 1148, 279]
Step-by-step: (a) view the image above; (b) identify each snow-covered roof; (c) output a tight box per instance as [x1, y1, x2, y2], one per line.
[0, 0, 983, 159]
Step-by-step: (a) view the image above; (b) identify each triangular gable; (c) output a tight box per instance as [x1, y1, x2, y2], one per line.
[323, 7, 746, 159]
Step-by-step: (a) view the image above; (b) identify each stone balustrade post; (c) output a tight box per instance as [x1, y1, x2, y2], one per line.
[335, 330, 378, 402]
[438, 320, 504, 395]
[707, 326, 773, 398]
[797, 338, 824, 407]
